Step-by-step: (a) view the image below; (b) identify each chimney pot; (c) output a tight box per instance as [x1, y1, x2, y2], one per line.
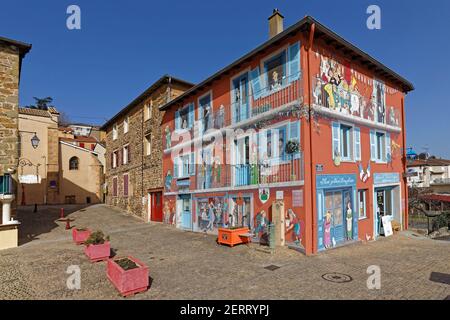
[268, 9, 284, 39]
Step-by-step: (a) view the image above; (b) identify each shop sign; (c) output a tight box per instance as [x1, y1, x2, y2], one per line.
[316, 174, 356, 189]
[373, 173, 400, 185]
[382, 216, 393, 237]
[19, 175, 41, 184]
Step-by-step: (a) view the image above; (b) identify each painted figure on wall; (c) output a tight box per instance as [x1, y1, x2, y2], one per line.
[373, 79, 386, 123]
[324, 210, 332, 249]
[163, 200, 171, 224]
[253, 209, 269, 240]
[165, 126, 171, 149]
[165, 170, 173, 191]
[285, 209, 301, 246]
[346, 202, 353, 240]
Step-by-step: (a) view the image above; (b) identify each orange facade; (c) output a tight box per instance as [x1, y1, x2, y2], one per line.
[159, 17, 412, 255]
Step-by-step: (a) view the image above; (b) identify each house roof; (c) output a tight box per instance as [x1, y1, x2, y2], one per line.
[160, 15, 414, 111]
[407, 159, 450, 167]
[100, 75, 194, 131]
[0, 35, 32, 57]
[60, 136, 98, 143]
[18, 107, 52, 118]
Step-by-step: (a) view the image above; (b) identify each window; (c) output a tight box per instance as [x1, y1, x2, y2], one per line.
[373, 79, 386, 124]
[198, 94, 212, 132]
[123, 117, 129, 134]
[332, 122, 360, 162]
[376, 132, 385, 161]
[175, 103, 194, 131]
[145, 102, 152, 121]
[112, 150, 118, 168]
[358, 190, 367, 219]
[145, 134, 151, 156]
[370, 130, 390, 163]
[123, 174, 129, 197]
[264, 51, 286, 91]
[112, 124, 118, 140]
[69, 157, 79, 170]
[79, 142, 85, 149]
[112, 177, 118, 197]
[122, 145, 129, 164]
[174, 153, 195, 178]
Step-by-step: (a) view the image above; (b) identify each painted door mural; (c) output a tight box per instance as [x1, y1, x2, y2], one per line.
[179, 195, 192, 230]
[199, 147, 213, 189]
[232, 73, 249, 123]
[324, 191, 344, 244]
[229, 196, 252, 229]
[234, 136, 250, 186]
[195, 197, 227, 233]
[150, 191, 163, 222]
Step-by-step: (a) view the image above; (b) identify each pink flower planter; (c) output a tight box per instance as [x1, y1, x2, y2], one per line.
[107, 256, 149, 297]
[72, 228, 91, 245]
[84, 241, 111, 262]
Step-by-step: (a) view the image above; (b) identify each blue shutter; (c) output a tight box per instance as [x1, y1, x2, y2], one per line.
[385, 133, 391, 163]
[188, 103, 194, 128]
[250, 67, 263, 100]
[175, 110, 181, 130]
[317, 191, 324, 251]
[370, 130, 376, 161]
[354, 127, 361, 161]
[189, 152, 195, 175]
[352, 190, 358, 241]
[332, 122, 340, 160]
[288, 42, 301, 82]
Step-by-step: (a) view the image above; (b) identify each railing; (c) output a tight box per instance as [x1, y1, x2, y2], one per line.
[192, 153, 303, 190]
[171, 72, 303, 142]
[431, 178, 450, 185]
[0, 174, 13, 195]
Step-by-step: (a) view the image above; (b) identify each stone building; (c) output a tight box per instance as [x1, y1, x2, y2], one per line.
[101, 75, 193, 221]
[17, 106, 105, 205]
[0, 36, 31, 250]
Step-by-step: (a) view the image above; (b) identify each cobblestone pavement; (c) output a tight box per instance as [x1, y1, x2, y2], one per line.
[0, 204, 449, 300]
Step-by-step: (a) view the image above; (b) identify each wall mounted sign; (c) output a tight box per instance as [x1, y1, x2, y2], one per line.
[19, 175, 41, 184]
[259, 188, 270, 204]
[276, 191, 284, 200]
[292, 190, 303, 207]
[316, 174, 357, 189]
[176, 178, 190, 187]
[316, 164, 324, 172]
[373, 173, 400, 185]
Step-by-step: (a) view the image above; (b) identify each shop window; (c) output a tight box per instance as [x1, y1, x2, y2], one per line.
[69, 157, 79, 170]
[358, 190, 367, 219]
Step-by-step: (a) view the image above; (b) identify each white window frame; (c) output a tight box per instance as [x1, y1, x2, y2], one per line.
[145, 101, 152, 121]
[122, 144, 129, 165]
[112, 149, 118, 168]
[340, 124, 353, 161]
[358, 189, 367, 220]
[123, 117, 129, 134]
[375, 131, 386, 163]
[145, 134, 151, 156]
[112, 124, 118, 140]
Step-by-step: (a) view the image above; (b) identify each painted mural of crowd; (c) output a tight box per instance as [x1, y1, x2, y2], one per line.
[312, 55, 400, 127]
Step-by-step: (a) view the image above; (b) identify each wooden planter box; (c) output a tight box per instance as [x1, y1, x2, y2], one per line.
[84, 241, 110, 262]
[72, 228, 91, 245]
[107, 256, 149, 297]
[217, 227, 251, 247]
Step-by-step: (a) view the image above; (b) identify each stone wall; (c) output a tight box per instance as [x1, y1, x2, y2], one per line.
[105, 81, 191, 220]
[0, 42, 21, 217]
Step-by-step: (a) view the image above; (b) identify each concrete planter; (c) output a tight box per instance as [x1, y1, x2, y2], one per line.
[107, 256, 149, 297]
[72, 228, 91, 245]
[84, 241, 110, 262]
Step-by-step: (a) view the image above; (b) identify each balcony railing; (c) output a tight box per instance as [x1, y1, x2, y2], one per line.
[0, 174, 13, 195]
[185, 153, 304, 191]
[171, 72, 303, 143]
[431, 178, 450, 185]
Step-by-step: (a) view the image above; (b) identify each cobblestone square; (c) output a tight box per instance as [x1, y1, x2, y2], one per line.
[0, 204, 448, 300]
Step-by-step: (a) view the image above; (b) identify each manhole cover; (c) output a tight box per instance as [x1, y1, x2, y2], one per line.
[322, 273, 353, 283]
[430, 272, 450, 285]
[264, 265, 280, 271]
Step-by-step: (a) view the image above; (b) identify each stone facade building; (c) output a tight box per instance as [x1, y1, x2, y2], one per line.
[0, 36, 31, 250]
[101, 75, 193, 221]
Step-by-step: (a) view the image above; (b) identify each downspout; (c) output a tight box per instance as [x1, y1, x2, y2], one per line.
[400, 95, 408, 229]
[306, 22, 316, 254]
[141, 88, 145, 216]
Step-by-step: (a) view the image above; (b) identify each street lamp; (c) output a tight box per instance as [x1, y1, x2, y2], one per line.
[30, 133, 40, 149]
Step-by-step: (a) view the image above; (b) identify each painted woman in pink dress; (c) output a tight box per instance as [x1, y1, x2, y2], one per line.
[324, 210, 332, 249]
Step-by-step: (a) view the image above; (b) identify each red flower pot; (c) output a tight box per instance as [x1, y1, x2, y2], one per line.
[107, 256, 149, 297]
[84, 241, 111, 262]
[72, 228, 91, 245]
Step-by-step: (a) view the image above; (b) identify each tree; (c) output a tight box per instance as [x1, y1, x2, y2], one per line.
[58, 110, 71, 127]
[25, 97, 54, 110]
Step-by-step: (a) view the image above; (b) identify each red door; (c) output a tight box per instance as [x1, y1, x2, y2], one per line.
[150, 192, 163, 222]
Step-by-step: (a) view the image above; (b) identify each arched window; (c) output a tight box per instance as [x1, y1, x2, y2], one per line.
[69, 157, 79, 170]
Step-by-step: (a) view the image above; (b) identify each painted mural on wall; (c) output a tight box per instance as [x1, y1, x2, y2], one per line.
[194, 197, 228, 233]
[164, 170, 173, 191]
[312, 53, 400, 127]
[285, 208, 301, 246]
[163, 199, 176, 225]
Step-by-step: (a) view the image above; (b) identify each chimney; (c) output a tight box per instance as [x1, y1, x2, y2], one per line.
[268, 9, 284, 38]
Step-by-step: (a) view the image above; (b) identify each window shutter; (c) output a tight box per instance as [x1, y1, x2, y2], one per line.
[385, 133, 391, 163]
[175, 110, 181, 130]
[370, 130, 376, 161]
[123, 175, 128, 196]
[118, 149, 122, 166]
[111, 153, 114, 168]
[258, 131, 267, 162]
[128, 146, 131, 163]
[250, 67, 263, 100]
[354, 127, 361, 161]
[332, 122, 340, 160]
[352, 190, 358, 240]
[288, 42, 301, 82]
[173, 157, 179, 179]
[188, 103, 194, 128]
[189, 152, 195, 175]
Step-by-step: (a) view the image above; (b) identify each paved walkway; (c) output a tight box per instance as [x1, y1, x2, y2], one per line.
[0, 204, 449, 300]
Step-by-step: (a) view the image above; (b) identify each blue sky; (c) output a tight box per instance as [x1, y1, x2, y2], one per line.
[1, 1, 449, 157]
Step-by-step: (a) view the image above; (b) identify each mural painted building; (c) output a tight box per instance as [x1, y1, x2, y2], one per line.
[159, 13, 414, 255]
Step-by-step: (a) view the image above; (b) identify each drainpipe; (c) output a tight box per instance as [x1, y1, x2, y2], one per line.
[306, 22, 316, 254]
[400, 96, 408, 229]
